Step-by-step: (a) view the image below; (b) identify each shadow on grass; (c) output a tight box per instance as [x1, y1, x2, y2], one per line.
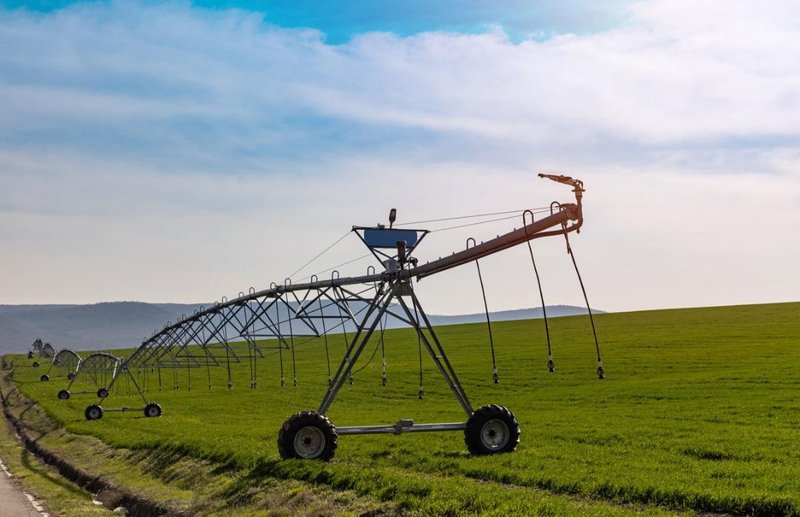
[19, 447, 91, 497]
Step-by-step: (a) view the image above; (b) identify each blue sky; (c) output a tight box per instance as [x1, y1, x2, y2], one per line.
[1, 0, 798, 312]
[3, 0, 634, 42]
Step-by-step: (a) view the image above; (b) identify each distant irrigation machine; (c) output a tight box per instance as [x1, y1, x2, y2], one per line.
[28, 338, 55, 368]
[40, 348, 82, 382]
[58, 174, 603, 460]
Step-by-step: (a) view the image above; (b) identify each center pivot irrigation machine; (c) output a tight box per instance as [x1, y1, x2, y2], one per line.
[28, 338, 55, 368]
[64, 174, 603, 461]
[40, 348, 81, 382]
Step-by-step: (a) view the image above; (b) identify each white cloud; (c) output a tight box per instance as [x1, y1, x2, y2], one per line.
[0, 0, 798, 313]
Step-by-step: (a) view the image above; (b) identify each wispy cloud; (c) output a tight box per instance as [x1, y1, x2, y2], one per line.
[2, 0, 798, 168]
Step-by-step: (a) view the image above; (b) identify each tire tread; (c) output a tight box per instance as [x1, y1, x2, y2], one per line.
[464, 404, 520, 455]
[277, 411, 338, 461]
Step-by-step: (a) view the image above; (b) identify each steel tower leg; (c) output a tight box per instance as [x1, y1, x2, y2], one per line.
[396, 290, 473, 417]
[318, 285, 394, 414]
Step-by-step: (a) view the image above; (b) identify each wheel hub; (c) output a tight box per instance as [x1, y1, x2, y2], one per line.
[480, 419, 510, 450]
[294, 426, 326, 459]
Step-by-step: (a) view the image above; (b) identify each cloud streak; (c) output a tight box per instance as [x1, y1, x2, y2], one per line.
[2, 0, 798, 168]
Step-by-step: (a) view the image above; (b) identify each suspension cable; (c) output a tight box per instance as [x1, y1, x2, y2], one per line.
[349, 336, 383, 376]
[221, 325, 233, 389]
[410, 282, 425, 400]
[523, 211, 555, 372]
[248, 328, 258, 389]
[397, 207, 549, 227]
[476, 258, 499, 384]
[285, 294, 298, 387]
[205, 336, 212, 391]
[333, 286, 354, 385]
[429, 214, 520, 233]
[562, 228, 604, 379]
[468, 237, 499, 384]
[288, 231, 352, 281]
[528, 239, 555, 372]
[245, 302, 262, 389]
[317, 292, 333, 385]
[379, 313, 387, 386]
[295, 254, 372, 284]
[276, 300, 285, 387]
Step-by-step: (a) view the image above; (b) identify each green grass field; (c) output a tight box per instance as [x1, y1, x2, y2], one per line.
[9, 302, 800, 515]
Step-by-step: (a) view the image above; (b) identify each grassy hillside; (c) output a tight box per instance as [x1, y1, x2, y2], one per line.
[9, 302, 800, 515]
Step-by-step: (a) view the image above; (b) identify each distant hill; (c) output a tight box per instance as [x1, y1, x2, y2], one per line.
[428, 306, 601, 326]
[0, 302, 194, 353]
[0, 301, 602, 354]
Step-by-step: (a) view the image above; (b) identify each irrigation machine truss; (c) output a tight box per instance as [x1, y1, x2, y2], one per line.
[63, 174, 603, 461]
[40, 348, 81, 382]
[28, 338, 55, 368]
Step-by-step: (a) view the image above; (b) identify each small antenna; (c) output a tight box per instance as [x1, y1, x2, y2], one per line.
[389, 208, 397, 228]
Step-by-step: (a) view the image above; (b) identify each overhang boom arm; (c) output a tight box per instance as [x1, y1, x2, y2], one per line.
[408, 202, 580, 280]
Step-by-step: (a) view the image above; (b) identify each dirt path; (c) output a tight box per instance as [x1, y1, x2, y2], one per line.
[0, 455, 46, 517]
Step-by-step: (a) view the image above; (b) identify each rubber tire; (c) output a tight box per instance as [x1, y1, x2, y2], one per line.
[27, 352, 33, 359]
[67, 373, 76, 380]
[32, 361, 39, 368]
[57, 390, 70, 400]
[97, 388, 109, 398]
[464, 404, 520, 455]
[85, 404, 103, 421]
[277, 411, 337, 461]
[144, 403, 162, 418]
[40, 374, 49, 382]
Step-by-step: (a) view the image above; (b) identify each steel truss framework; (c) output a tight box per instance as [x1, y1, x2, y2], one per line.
[70, 279, 401, 415]
[28, 338, 55, 367]
[58, 352, 122, 400]
[71, 175, 602, 460]
[28, 337, 56, 358]
[41, 343, 55, 358]
[40, 349, 81, 382]
[30, 338, 45, 356]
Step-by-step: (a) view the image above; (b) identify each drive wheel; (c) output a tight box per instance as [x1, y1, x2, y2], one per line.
[57, 389, 70, 400]
[97, 388, 109, 398]
[67, 373, 76, 380]
[85, 404, 103, 421]
[32, 361, 39, 368]
[277, 411, 337, 461]
[40, 374, 49, 382]
[144, 403, 162, 418]
[464, 404, 520, 455]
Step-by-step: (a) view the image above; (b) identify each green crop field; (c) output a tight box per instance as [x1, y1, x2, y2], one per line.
[8, 302, 800, 515]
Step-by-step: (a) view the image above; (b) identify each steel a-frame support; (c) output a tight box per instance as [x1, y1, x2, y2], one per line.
[101, 365, 149, 406]
[317, 277, 473, 435]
